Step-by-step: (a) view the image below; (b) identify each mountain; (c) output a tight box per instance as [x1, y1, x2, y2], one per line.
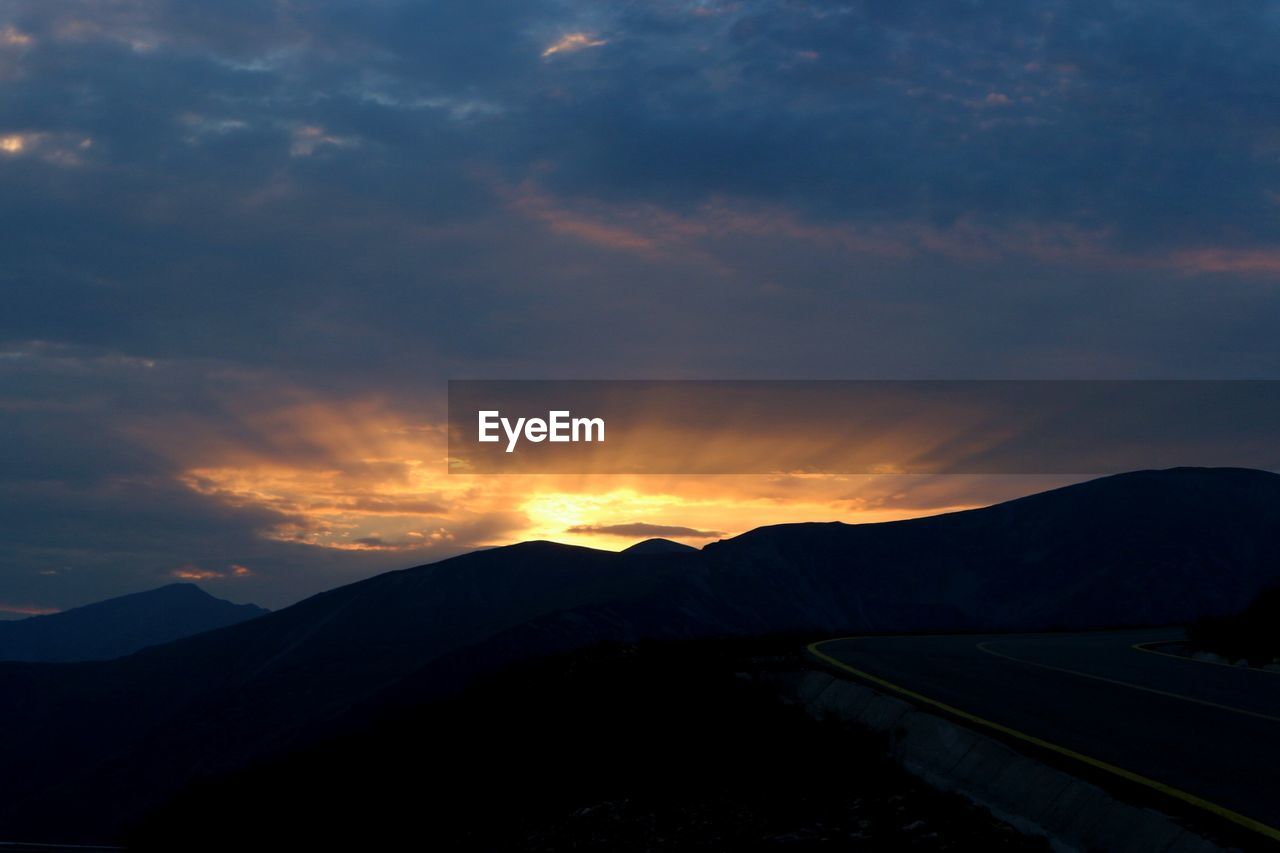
[0, 543, 704, 840]
[2, 467, 1280, 841]
[0, 583, 268, 663]
[623, 538, 699, 554]
[695, 466, 1280, 633]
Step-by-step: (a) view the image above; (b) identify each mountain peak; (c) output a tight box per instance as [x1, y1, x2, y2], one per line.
[0, 584, 268, 663]
[623, 538, 698, 555]
[131, 582, 216, 601]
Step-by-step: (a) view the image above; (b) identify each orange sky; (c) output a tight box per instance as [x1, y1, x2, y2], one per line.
[139, 394, 1083, 559]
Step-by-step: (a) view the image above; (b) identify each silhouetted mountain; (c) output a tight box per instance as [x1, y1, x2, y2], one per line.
[0, 543, 703, 840]
[623, 537, 699, 554]
[695, 466, 1280, 633]
[0, 583, 268, 663]
[2, 467, 1280, 842]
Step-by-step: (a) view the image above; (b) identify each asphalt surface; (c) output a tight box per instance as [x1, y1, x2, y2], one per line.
[813, 630, 1280, 836]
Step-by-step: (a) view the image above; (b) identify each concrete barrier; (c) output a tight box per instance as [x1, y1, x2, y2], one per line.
[785, 670, 1227, 853]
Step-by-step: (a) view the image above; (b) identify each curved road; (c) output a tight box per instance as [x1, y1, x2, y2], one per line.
[811, 630, 1280, 841]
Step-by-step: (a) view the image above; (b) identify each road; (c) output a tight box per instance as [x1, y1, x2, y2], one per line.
[811, 630, 1280, 841]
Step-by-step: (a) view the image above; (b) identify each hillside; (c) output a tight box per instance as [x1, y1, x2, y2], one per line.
[1187, 587, 1280, 666]
[0, 583, 268, 662]
[131, 640, 1048, 852]
[2, 467, 1279, 841]
[698, 467, 1280, 633]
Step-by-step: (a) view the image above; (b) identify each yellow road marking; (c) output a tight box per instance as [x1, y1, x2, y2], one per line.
[1133, 641, 1280, 676]
[976, 641, 1280, 724]
[807, 638, 1280, 844]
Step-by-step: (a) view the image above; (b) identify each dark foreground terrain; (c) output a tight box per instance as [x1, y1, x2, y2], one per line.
[131, 640, 1048, 852]
[1188, 588, 1280, 666]
[814, 629, 1280, 839]
[5, 468, 1280, 843]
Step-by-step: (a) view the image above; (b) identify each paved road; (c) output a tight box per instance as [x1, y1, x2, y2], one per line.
[812, 630, 1280, 839]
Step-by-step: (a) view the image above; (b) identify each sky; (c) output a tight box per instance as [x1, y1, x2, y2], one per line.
[2, 1, 1279, 612]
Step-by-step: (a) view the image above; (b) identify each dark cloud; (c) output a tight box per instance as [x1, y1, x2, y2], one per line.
[565, 523, 724, 539]
[0, 0, 1278, 609]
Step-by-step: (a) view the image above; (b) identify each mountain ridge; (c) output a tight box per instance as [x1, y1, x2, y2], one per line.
[0, 582, 268, 663]
[623, 537, 700, 554]
[2, 467, 1280, 840]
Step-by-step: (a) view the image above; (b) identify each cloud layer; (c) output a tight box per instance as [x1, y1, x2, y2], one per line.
[1, 1, 1278, 608]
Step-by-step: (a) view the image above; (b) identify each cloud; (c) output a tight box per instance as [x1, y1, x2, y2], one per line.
[564, 522, 724, 539]
[1170, 248, 1280, 276]
[0, 131, 92, 164]
[289, 125, 359, 158]
[542, 32, 607, 58]
[168, 562, 254, 581]
[0, 25, 32, 47]
[0, 345, 1093, 609]
[0, 602, 60, 618]
[0, 0, 1279, 615]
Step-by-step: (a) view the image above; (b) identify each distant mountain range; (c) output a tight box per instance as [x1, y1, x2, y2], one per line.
[2, 467, 1280, 842]
[0, 583, 268, 662]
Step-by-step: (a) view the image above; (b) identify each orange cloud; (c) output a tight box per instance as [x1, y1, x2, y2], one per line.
[497, 177, 1119, 269]
[499, 178, 1280, 279]
[169, 563, 254, 581]
[542, 33, 608, 58]
[0, 25, 32, 47]
[500, 180, 660, 252]
[290, 125, 358, 157]
[0, 133, 30, 153]
[0, 131, 93, 165]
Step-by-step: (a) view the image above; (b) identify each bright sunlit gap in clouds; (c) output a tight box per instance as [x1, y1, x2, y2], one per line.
[158, 397, 1072, 558]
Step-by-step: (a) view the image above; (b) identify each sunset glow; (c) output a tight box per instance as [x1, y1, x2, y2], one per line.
[2, 1, 1278, 846]
[2, 0, 1277, 614]
[160, 397, 1062, 558]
